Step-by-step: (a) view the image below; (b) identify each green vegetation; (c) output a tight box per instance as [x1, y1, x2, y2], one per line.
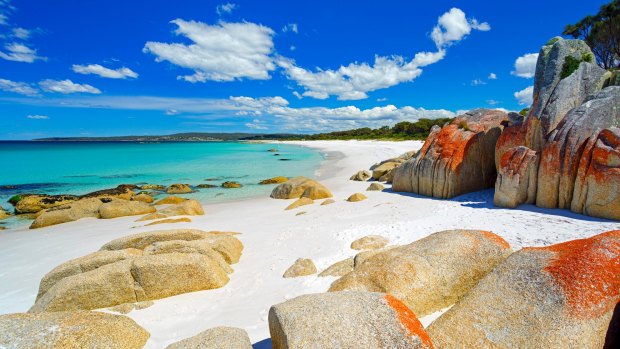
[282, 118, 454, 141]
[457, 120, 470, 131]
[519, 108, 530, 116]
[546, 37, 561, 45]
[8, 195, 22, 205]
[561, 56, 584, 79]
[563, 0, 620, 69]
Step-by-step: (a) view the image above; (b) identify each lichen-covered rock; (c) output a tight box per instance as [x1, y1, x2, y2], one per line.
[271, 177, 332, 200]
[98, 199, 156, 219]
[351, 235, 389, 250]
[268, 292, 433, 349]
[154, 196, 187, 205]
[494, 146, 540, 208]
[347, 193, 367, 202]
[427, 230, 620, 349]
[29, 198, 103, 229]
[367, 182, 385, 191]
[285, 197, 313, 210]
[393, 109, 507, 199]
[260, 176, 289, 185]
[30, 229, 243, 312]
[537, 87, 620, 212]
[495, 112, 528, 170]
[166, 183, 193, 194]
[140, 184, 165, 190]
[318, 257, 354, 277]
[82, 184, 136, 201]
[165, 326, 252, 349]
[283, 258, 317, 278]
[330, 230, 511, 317]
[222, 181, 242, 188]
[13, 194, 79, 214]
[350, 170, 371, 181]
[0, 311, 149, 348]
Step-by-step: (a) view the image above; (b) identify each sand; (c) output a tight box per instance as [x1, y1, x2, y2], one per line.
[0, 140, 618, 348]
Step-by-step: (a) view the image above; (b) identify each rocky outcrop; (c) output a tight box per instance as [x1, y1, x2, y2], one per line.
[166, 183, 193, 194]
[31, 229, 242, 312]
[132, 193, 154, 203]
[351, 235, 389, 250]
[260, 176, 289, 185]
[427, 230, 620, 349]
[285, 197, 313, 211]
[347, 193, 367, 202]
[372, 161, 402, 181]
[98, 200, 156, 219]
[494, 146, 540, 208]
[0, 311, 149, 348]
[30, 198, 103, 229]
[12, 194, 79, 214]
[82, 184, 136, 201]
[367, 182, 385, 191]
[268, 292, 433, 349]
[350, 170, 371, 181]
[166, 327, 252, 349]
[271, 177, 332, 200]
[393, 109, 507, 198]
[154, 196, 187, 205]
[329, 229, 511, 317]
[222, 181, 242, 188]
[283, 258, 316, 278]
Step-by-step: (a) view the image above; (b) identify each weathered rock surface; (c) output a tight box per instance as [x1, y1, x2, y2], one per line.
[154, 196, 187, 205]
[82, 184, 136, 201]
[157, 199, 204, 217]
[166, 183, 193, 194]
[271, 177, 332, 200]
[31, 229, 243, 312]
[392, 109, 507, 198]
[145, 217, 192, 226]
[98, 199, 156, 219]
[320, 198, 335, 205]
[350, 170, 371, 181]
[268, 292, 433, 349]
[283, 258, 316, 278]
[330, 229, 511, 316]
[494, 146, 540, 208]
[222, 181, 242, 188]
[372, 161, 402, 180]
[285, 197, 313, 211]
[13, 194, 79, 214]
[0, 310, 149, 348]
[347, 193, 367, 202]
[351, 235, 389, 250]
[318, 257, 354, 277]
[140, 184, 165, 190]
[0, 206, 10, 220]
[427, 230, 620, 349]
[132, 193, 154, 203]
[30, 198, 103, 229]
[260, 176, 289, 185]
[166, 326, 252, 349]
[367, 182, 385, 191]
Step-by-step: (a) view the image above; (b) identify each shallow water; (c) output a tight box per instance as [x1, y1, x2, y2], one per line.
[0, 141, 324, 228]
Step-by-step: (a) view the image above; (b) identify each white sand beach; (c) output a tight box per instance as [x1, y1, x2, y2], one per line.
[0, 140, 619, 348]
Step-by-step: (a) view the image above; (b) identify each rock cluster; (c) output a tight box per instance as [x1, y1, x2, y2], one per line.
[30, 229, 243, 312]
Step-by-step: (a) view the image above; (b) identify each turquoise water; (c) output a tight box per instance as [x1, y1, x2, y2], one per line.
[0, 141, 324, 228]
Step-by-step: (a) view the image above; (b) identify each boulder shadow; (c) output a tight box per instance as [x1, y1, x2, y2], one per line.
[604, 301, 620, 349]
[253, 338, 272, 349]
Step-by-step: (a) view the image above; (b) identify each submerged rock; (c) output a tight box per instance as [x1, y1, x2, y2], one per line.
[259, 176, 289, 185]
[222, 181, 242, 188]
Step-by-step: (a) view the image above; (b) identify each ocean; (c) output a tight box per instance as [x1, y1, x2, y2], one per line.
[0, 141, 324, 228]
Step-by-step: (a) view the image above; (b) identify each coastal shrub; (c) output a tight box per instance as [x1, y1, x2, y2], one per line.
[582, 52, 595, 63]
[458, 121, 470, 131]
[519, 107, 530, 116]
[546, 37, 560, 45]
[8, 195, 23, 205]
[560, 56, 583, 79]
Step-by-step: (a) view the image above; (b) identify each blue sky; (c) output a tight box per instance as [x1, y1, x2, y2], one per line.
[0, 0, 607, 139]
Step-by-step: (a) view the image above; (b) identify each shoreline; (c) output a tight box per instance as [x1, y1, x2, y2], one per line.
[0, 140, 618, 348]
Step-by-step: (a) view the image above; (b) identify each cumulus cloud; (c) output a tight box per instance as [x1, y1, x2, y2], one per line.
[72, 64, 138, 79]
[26, 114, 48, 119]
[0, 42, 45, 63]
[488, 72, 497, 80]
[144, 20, 276, 82]
[0, 78, 38, 96]
[282, 23, 298, 33]
[39, 79, 101, 94]
[216, 3, 237, 15]
[514, 86, 534, 106]
[512, 53, 538, 78]
[278, 8, 487, 100]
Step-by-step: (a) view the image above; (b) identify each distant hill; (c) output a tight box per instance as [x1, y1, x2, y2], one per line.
[34, 133, 299, 142]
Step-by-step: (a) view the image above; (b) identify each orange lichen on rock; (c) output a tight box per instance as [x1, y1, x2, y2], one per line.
[385, 294, 434, 349]
[528, 230, 620, 319]
[477, 230, 511, 250]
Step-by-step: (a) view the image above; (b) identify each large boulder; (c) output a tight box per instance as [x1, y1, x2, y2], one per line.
[81, 184, 135, 201]
[0, 311, 149, 348]
[427, 230, 620, 349]
[392, 109, 507, 198]
[268, 292, 433, 349]
[372, 161, 402, 180]
[271, 177, 332, 200]
[494, 146, 540, 208]
[98, 199, 156, 219]
[351, 235, 389, 250]
[166, 183, 193, 194]
[30, 198, 103, 229]
[12, 194, 78, 214]
[30, 229, 243, 312]
[157, 199, 204, 217]
[536, 87, 620, 212]
[165, 327, 252, 349]
[329, 229, 511, 317]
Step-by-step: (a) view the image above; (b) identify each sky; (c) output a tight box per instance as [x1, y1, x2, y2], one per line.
[0, 0, 609, 139]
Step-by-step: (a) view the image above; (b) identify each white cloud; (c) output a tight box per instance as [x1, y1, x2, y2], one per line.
[471, 79, 486, 86]
[282, 23, 298, 33]
[0, 14, 7, 26]
[488, 72, 497, 80]
[39, 79, 101, 94]
[0, 78, 38, 96]
[0, 42, 45, 63]
[292, 91, 302, 99]
[144, 20, 276, 82]
[512, 53, 538, 78]
[430, 8, 490, 48]
[26, 114, 48, 119]
[216, 3, 237, 15]
[486, 99, 499, 106]
[377, 97, 387, 102]
[245, 118, 268, 130]
[514, 86, 534, 105]
[72, 64, 138, 79]
[278, 8, 486, 100]
[12, 27, 29, 39]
